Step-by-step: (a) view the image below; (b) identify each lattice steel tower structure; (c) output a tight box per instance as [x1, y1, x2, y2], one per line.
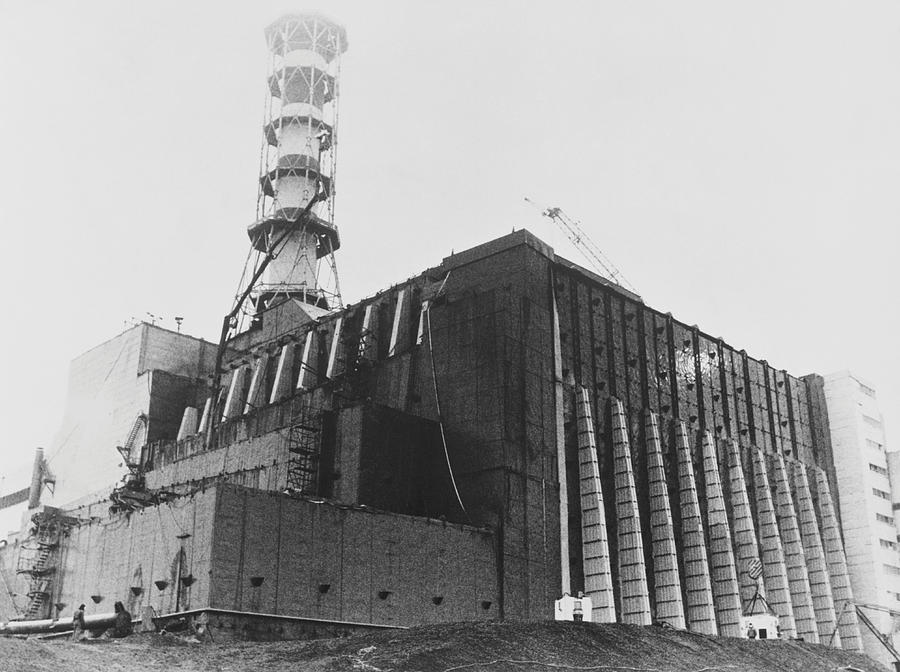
[249, 14, 348, 308]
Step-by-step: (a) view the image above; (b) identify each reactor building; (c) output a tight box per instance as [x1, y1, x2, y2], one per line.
[0, 11, 887, 659]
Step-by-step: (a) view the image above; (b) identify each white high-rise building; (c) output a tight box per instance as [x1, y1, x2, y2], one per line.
[822, 370, 899, 665]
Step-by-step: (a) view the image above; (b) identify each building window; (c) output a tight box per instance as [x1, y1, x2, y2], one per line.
[859, 383, 877, 398]
[873, 488, 891, 500]
[889, 591, 900, 602]
[885, 564, 900, 576]
[877, 513, 895, 524]
[870, 463, 889, 476]
[881, 539, 897, 550]
[864, 415, 883, 430]
[868, 439, 885, 452]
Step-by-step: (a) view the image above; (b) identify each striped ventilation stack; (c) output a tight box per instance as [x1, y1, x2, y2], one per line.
[675, 421, 718, 635]
[610, 398, 651, 625]
[700, 431, 743, 637]
[751, 447, 796, 637]
[575, 387, 616, 622]
[724, 439, 766, 614]
[644, 410, 685, 628]
[790, 460, 840, 645]
[813, 467, 863, 651]
[770, 453, 819, 642]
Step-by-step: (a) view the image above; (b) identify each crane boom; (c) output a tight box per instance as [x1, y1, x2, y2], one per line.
[525, 197, 637, 294]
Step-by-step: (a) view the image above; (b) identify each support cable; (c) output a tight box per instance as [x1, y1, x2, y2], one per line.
[425, 306, 470, 523]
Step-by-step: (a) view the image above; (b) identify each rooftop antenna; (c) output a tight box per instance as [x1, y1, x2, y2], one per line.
[525, 197, 637, 294]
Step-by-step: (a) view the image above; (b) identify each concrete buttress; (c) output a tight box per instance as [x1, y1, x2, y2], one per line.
[269, 342, 296, 404]
[751, 447, 796, 637]
[244, 354, 270, 414]
[297, 330, 317, 390]
[675, 422, 717, 635]
[813, 467, 863, 651]
[575, 387, 615, 622]
[326, 317, 344, 379]
[611, 398, 651, 625]
[388, 289, 408, 358]
[771, 453, 819, 642]
[725, 439, 766, 613]
[176, 407, 199, 441]
[644, 411, 686, 629]
[789, 461, 840, 645]
[700, 431, 742, 637]
[223, 365, 250, 420]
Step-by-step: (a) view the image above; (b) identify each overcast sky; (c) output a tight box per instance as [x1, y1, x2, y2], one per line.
[0, 1, 897, 508]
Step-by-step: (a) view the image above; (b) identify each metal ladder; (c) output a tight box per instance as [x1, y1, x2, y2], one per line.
[16, 517, 60, 620]
[286, 410, 322, 495]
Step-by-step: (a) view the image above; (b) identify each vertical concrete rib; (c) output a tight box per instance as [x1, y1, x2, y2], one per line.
[551, 283, 570, 595]
[576, 387, 615, 622]
[326, 317, 344, 379]
[388, 289, 407, 357]
[243, 354, 269, 414]
[814, 467, 863, 651]
[297, 330, 317, 390]
[790, 461, 839, 645]
[700, 431, 743, 637]
[359, 304, 377, 361]
[676, 421, 717, 635]
[176, 407, 199, 441]
[222, 365, 249, 420]
[197, 396, 213, 434]
[771, 453, 819, 642]
[611, 398, 651, 625]
[751, 447, 796, 638]
[725, 439, 765, 613]
[645, 411, 685, 628]
[269, 342, 296, 404]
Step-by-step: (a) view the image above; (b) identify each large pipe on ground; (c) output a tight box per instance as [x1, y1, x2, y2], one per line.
[0, 612, 117, 636]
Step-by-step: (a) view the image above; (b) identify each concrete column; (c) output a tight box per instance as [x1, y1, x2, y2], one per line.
[269, 342, 296, 404]
[790, 461, 839, 645]
[176, 407, 199, 441]
[751, 448, 796, 637]
[551, 284, 570, 596]
[388, 289, 408, 357]
[611, 398, 651, 625]
[243, 354, 270, 414]
[700, 431, 743, 637]
[645, 411, 685, 629]
[359, 303, 378, 361]
[813, 467, 863, 651]
[197, 397, 213, 434]
[222, 365, 250, 420]
[326, 317, 344, 379]
[297, 329, 317, 390]
[771, 453, 818, 642]
[675, 421, 718, 635]
[725, 439, 766, 613]
[576, 387, 615, 622]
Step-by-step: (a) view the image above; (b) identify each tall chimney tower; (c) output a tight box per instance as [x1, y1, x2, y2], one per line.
[249, 14, 348, 308]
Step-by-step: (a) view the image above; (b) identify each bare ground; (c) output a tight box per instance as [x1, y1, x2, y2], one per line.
[0, 620, 889, 672]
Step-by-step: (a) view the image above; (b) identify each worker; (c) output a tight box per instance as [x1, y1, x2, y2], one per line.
[108, 601, 133, 638]
[72, 603, 85, 641]
[747, 622, 757, 640]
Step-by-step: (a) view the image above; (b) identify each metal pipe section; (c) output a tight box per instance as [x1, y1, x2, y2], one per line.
[27, 447, 44, 509]
[0, 612, 117, 636]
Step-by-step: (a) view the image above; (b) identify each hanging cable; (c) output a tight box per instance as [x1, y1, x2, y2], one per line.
[425, 306, 470, 523]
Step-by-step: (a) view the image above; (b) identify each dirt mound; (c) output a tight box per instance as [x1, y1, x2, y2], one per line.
[0, 620, 888, 672]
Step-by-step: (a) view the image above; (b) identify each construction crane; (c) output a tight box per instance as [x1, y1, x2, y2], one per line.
[525, 197, 637, 294]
